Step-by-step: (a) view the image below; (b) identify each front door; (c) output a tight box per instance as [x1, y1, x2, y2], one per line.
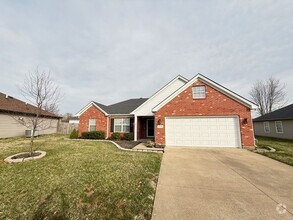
[147, 119, 154, 137]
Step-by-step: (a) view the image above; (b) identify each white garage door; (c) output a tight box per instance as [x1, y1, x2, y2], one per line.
[165, 116, 241, 148]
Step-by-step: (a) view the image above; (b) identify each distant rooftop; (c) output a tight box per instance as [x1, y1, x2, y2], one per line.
[0, 92, 61, 118]
[253, 104, 293, 122]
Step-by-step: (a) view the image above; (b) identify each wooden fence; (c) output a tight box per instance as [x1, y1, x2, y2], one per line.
[57, 122, 78, 134]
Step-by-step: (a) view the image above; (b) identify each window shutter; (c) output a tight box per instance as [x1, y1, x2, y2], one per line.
[111, 119, 114, 132]
[130, 118, 134, 132]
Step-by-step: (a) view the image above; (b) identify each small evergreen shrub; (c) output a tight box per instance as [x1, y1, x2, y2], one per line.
[81, 131, 105, 139]
[69, 129, 78, 139]
[122, 133, 133, 141]
[110, 132, 121, 140]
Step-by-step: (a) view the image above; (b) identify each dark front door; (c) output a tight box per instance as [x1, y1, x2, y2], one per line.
[147, 119, 154, 137]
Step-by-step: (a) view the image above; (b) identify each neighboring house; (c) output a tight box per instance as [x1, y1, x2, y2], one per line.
[253, 104, 293, 140]
[76, 74, 258, 148]
[69, 116, 79, 125]
[0, 92, 61, 138]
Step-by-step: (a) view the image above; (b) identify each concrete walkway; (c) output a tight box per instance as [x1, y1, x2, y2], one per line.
[152, 147, 293, 220]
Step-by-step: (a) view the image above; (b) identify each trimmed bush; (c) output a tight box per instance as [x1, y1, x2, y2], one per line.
[110, 132, 121, 140]
[146, 140, 156, 148]
[81, 131, 105, 139]
[122, 133, 133, 141]
[69, 129, 78, 139]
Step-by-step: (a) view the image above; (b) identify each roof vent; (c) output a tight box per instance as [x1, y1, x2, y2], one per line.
[5, 95, 8, 99]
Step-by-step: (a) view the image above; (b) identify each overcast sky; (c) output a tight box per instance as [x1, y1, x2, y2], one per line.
[0, 0, 292, 115]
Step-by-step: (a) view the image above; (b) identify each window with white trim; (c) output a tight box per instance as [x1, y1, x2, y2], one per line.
[263, 122, 270, 133]
[114, 118, 130, 133]
[192, 86, 206, 99]
[275, 121, 283, 133]
[88, 119, 96, 131]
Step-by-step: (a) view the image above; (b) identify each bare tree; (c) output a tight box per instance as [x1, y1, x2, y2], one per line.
[16, 68, 61, 155]
[250, 77, 286, 116]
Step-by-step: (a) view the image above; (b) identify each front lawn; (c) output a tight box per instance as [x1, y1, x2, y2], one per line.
[0, 135, 162, 219]
[256, 136, 293, 166]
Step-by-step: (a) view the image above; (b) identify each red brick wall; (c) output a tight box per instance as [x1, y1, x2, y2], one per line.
[78, 105, 108, 137]
[155, 80, 254, 147]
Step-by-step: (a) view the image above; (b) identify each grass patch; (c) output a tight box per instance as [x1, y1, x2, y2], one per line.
[0, 134, 162, 219]
[256, 136, 293, 166]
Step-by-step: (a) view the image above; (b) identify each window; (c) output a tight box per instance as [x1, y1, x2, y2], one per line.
[88, 119, 96, 131]
[114, 118, 130, 133]
[275, 121, 283, 133]
[263, 122, 270, 133]
[192, 86, 206, 99]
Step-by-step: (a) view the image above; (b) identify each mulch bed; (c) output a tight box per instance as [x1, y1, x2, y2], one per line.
[114, 141, 141, 149]
[11, 152, 41, 159]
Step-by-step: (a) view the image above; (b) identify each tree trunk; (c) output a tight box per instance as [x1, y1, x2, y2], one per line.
[29, 129, 35, 156]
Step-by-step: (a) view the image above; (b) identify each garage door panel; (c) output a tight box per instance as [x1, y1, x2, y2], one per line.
[165, 117, 241, 148]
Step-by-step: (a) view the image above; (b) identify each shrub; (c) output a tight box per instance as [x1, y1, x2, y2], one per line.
[69, 129, 78, 139]
[146, 140, 156, 148]
[81, 131, 105, 139]
[110, 132, 121, 140]
[122, 133, 133, 141]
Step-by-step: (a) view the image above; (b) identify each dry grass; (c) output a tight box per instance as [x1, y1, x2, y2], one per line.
[256, 136, 293, 166]
[0, 134, 162, 219]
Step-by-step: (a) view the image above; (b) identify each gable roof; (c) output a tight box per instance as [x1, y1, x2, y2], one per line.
[152, 73, 258, 112]
[95, 98, 148, 114]
[76, 98, 148, 116]
[0, 92, 61, 118]
[253, 104, 293, 122]
[131, 75, 188, 114]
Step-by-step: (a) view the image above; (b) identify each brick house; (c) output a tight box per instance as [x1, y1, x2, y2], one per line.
[76, 74, 258, 149]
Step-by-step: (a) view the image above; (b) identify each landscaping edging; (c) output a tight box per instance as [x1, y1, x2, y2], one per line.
[4, 151, 46, 163]
[64, 138, 164, 153]
[254, 146, 276, 153]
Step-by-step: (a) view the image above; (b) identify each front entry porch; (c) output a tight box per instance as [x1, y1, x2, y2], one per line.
[136, 116, 155, 140]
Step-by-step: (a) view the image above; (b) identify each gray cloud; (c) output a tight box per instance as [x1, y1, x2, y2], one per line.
[0, 0, 292, 114]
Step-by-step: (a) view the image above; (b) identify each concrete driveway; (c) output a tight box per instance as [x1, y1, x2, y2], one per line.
[152, 147, 293, 220]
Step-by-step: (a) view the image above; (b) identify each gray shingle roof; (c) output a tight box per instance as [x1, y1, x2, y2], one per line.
[253, 104, 293, 122]
[93, 98, 148, 114]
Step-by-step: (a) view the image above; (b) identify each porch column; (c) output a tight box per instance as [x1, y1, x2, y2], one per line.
[134, 115, 138, 141]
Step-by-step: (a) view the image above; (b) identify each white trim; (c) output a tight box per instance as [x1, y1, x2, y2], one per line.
[146, 119, 155, 137]
[152, 73, 258, 112]
[134, 116, 138, 141]
[113, 118, 130, 133]
[131, 75, 188, 114]
[75, 101, 108, 116]
[263, 121, 270, 133]
[110, 114, 134, 116]
[275, 121, 283, 133]
[106, 116, 109, 139]
[192, 86, 206, 99]
[88, 118, 96, 131]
